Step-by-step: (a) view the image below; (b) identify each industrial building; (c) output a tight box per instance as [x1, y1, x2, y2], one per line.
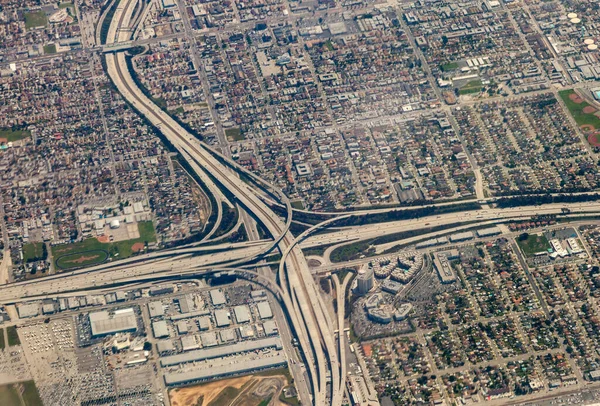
[239, 325, 255, 339]
[160, 337, 283, 367]
[214, 309, 231, 327]
[197, 316, 211, 331]
[163, 353, 287, 385]
[233, 305, 251, 324]
[476, 226, 502, 238]
[147, 301, 164, 318]
[152, 320, 169, 338]
[200, 332, 218, 347]
[157, 340, 175, 354]
[257, 301, 273, 319]
[220, 329, 236, 343]
[263, 320, 278, 336]
[415, 236, 448, 249]
[449, 231, 474, 242]
[181, 335, 200, 351]
[176, 295, 195, 314]
[210, 289, 226, 306]
[176, 320, 188, 335]
[89, 308, 138, 337]
[18, 303, 40, 318]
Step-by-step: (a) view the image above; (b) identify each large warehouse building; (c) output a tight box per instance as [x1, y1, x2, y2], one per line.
[89, 308, 137, 337]
[160, 337, 283, 367]
[163, 353, 287, 385]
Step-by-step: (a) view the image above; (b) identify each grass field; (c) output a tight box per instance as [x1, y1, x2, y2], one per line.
[0, 129, 31, 143]
[20, 381, 43, 406]
[52, 221, 156, 269]
[6, 326, 20, 346]
[43, 44, 56, 54]
[22, 243, 44, 263]
[290, 200, 304, 210]
[0, 329, 4, 349]
[558, 89, 600, 129]
[517, 233, 551, 256]
[0, 383, 22, 406]
[225, 128, 243, 141]
[56, 250, 109, 269]
[24, 11, 48, 29]
[440, 62, 458, 72]
[459, 79, 482, 95]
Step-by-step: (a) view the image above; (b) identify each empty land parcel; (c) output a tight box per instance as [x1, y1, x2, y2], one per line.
[0, 381, 43, 406]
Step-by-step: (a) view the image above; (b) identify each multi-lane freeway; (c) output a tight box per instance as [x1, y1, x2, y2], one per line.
[8, 1, 600, 405]
[100, 1, 340, 403]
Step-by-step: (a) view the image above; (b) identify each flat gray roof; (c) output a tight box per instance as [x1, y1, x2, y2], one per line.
[147, 301, 164, 318]
[233, 305, 251, 323]
[160, 337, 283, 367]
[157, 340, 175, 353]
[170, 310, 210, 321]
[214, 309, 230, 327]
[152, 320, 169, 338]
[164, 353, 287, 385]
[210, 289, 226, 306]
[90, 308, 137, 337]
[257, 301, 273, 319]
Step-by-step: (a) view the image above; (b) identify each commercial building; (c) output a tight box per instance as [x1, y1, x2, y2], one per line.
[367, 308, 392, 324]
[89, 308, 138, 337]
[394, 303, 413, 321]
[381, 279, 403, 295]
[356, 266, 374, 295]
[433, 251, 457, 284]
[160, 337, 283, 367]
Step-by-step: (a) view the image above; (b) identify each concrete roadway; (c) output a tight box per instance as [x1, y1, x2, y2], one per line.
[0, 244, 267, 303]
[104, 12, 335, 402]
[300, 201, 600, 249]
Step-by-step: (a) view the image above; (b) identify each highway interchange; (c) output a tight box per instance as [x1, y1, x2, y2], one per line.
[7, 1, 600, 405]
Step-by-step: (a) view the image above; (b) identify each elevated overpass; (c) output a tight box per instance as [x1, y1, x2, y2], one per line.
[102, 1, 337, 403]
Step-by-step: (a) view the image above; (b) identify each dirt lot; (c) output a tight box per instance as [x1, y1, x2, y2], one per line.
[169, 374, 289, 406]
[169, 376, 251, 406]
